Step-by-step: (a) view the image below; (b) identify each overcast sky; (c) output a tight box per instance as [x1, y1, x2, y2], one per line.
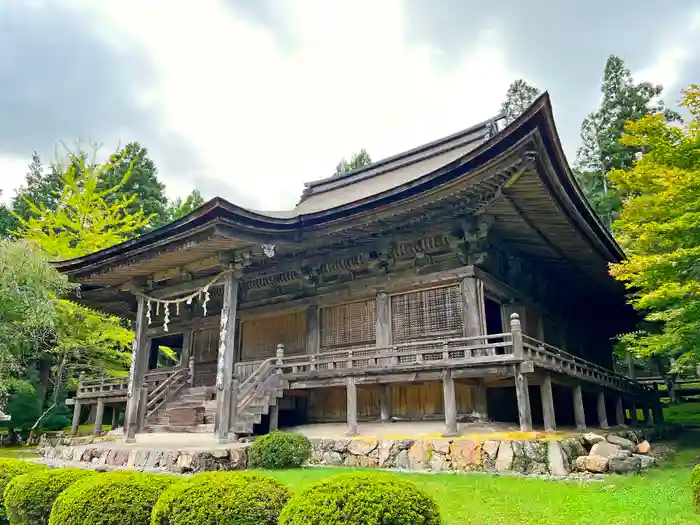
[1, 1, 698, 211]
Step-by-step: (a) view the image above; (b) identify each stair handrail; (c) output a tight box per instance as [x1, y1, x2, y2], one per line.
[237, 358, 276, 399]
[146, 367, 189, 414]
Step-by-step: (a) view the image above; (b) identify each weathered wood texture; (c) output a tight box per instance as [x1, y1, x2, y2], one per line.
[307, 381, 475, 421]
[124, 296, 149, 442]
[215, 273, 239, 442]
[392, 285, 463, 342]
[320, 299, 376, 351]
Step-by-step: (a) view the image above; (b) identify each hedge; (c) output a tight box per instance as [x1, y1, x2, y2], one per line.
[4, 468, 94, 525]
[278, 472, 441, 525]
[49, 470, 175, 525]
[248, 431, 311, 469]
[692, 464, 700, 511]
[0, 459, 47, 525]
[151, 471, 291, 525]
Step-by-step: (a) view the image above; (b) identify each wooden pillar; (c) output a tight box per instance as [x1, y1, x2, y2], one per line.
[179, 329, 193, 368]
[306, 305, 320, 354]
[540, 373, 556, 432]
[652, 386, 665, 426]
[572, 384, 586, 430]
[71, 400, 82, 436]
[94, 398, 105, 435]
[629, 400, 638, 425]
[473, 379, 488, 420]
[125, 295, 150, 443]
[615, 396, 625, 426]
[379, 385, 391, 422]
[460, 275, 486, 339]
[641, 404, 650, 425]
[596, 391, 609, 429]
[346, 376, 358, 436]
[111, 406, 119, 429]
[442, 369, 458, 436]
[268, 405, 279, 432]
[511, 314, 533, 431]
[376, 292, 392, 347]
[626, 351, 636, 380]
[215, 272, 239, 443]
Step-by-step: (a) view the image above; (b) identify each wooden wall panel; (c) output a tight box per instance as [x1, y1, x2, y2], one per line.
[192, 327, 219, 363]
[391, 285, 463, 342]
[320, 300, 376, 351]
[240, 311, 306, 361]
[306, 381, 476, 422]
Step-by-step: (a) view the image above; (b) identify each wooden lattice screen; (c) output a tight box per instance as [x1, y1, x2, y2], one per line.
[391, 285, 463, 342]
[320, 300, 376, 351]
[240, 311, 307, 361]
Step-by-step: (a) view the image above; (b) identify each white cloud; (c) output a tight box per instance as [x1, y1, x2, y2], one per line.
[46, 0, 515, 211]
[634, 8, 700, 92]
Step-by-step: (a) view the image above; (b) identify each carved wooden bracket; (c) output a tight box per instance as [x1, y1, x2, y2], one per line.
[300, 265, 323, 288]
[370, 244, 396, 274]
[447, 215, 494, 266]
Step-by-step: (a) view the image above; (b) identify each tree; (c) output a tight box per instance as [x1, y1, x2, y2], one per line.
[334, 149, 372, 175]
[10, 151, 63, 229]
[500, 79, 541, 124]
[166, 189, 205, 223]
[16, 153, 153, 260]
[609, 85, 700, 371]
[14, 151, 144, 430]
[576, 55, 681, 228]
[99, 142, 168, 231]
[0, 240, 74, 408]
[0, 193, 13, 238]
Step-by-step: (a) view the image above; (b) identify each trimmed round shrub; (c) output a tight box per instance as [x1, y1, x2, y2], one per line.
[248, 431, 311, 469]
[49, 470, 175, 525]
[151, 471, 291, 525]
[692, 464, 700, 510]
[4, 468, 94, 525]
[278, 472, 441, 525]
[0, 459, 47, 525]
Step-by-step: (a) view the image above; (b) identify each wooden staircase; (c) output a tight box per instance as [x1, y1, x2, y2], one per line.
[144, 385, 217, 433]
[142, 355, 287, 436]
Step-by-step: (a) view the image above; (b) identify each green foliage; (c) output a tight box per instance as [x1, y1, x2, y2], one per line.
[3, 468, 94, 525]
[0, 240, 74, 405]
[49, 471, 174, 525]
[334, 149, 372, 175]
[692, 464, 700, 511]
[9, 152, 63, 233]
[165, 189, 205, 223]
[500, 79, 541, 124]
[248, 431, 312, 470]
[278, 472, 441, 525]
[0, 459, 47, 525]
[576, 55, 681, 227]
[99, 142, 168, 232]
[15, 152, 153, 260]
[609, 85, 700, 365]
[151, 472, 291, 525]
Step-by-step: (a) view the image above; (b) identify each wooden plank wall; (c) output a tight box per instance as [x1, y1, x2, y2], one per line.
[239, 311, 306, 361]
[306, 381, 475, 422]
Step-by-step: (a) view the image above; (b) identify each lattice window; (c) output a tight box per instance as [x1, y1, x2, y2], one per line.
[320, 300, 376, 351]
[240, 311, 307, 361]
[192, 327, 219, 363]
[391, 285, 463, 342]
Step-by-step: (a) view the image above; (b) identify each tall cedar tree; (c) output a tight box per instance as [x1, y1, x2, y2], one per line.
[576, 55, 680, 228]
[99, 142, 168, 231]
[501, 79, 541, 124]
[334, 149, 372, 175]
[609, 85, 700, 370]
[166, 189, 205, 223]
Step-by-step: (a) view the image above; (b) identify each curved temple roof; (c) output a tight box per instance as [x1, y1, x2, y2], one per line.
[54, 93, 624, 294]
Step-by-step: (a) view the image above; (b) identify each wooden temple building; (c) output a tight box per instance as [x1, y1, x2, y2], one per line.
[56, 94, 659, 443]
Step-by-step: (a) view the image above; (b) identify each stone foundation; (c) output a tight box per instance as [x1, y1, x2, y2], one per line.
[37, 428, 661, 479]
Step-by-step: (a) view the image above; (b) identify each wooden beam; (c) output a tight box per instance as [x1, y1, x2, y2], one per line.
[615, 396, 625, 427]
[379, 385, 391, 421]
[376, 292, 392, 347]
[572, 384, 586, 430]
[540, 372, 556, 432]
[125, 296, 150, 443]
[514, 365, 533, 432]
[443, 369, 459, 436]
[215, 273, 239, 443]
[346, 377, 358, 436]
[306, 305, 320, 354]
[473, 379, 488, 420]
[597, 391, 609, 429]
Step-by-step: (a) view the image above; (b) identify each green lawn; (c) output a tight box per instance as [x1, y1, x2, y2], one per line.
[0, 447, 38, 459]
[263, 431, 700, 525]
[666, 402, 700, 426]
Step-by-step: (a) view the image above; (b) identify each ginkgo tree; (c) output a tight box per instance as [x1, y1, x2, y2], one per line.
[609, 84, 700, 371]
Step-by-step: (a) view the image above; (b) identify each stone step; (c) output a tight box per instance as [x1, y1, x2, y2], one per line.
[144, 423, 214, 433]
